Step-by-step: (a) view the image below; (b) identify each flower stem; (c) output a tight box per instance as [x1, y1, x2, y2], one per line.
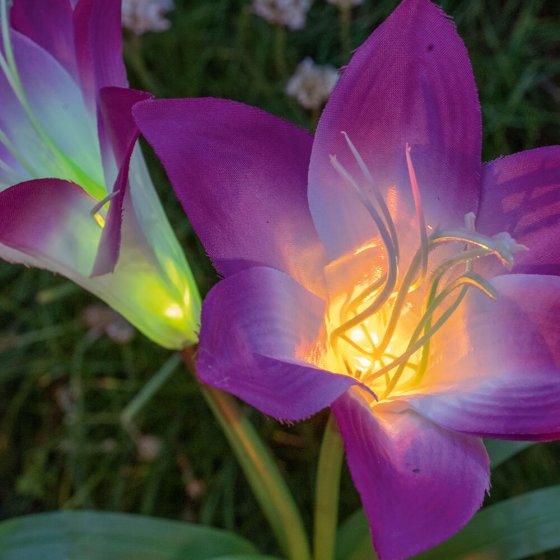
[339, 6, 351, 60]
[181, 348, 311, 560]
[123, 34, 162, 96]
[313, 414, 344, 560]
[274, 25, 287, 78]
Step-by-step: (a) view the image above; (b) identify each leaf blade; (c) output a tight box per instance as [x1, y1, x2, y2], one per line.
[0, 510, 259, 560]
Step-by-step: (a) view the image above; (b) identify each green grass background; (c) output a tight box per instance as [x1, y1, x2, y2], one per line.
[1, 0, 560, 557]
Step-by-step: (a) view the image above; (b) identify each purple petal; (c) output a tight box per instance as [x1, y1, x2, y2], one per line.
[0, 180, 197, 349]
[476, 146, 560, 276]
[73, 0, 127, 109]
[197, 266, 355, 420]
[333, 388, 489, 560]
[0, 179, 98, 274]
[10, 0, 78, 80]
[134, 98, 328, 296]
[406, 274, 560, 440]
[99, 87, 152, 167]
[92, 87, 153, 276]
[308, 0, 481, 261]
[0, 30, 102, 189]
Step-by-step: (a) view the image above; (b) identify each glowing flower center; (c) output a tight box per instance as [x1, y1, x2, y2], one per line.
[326, 134, 527, 400]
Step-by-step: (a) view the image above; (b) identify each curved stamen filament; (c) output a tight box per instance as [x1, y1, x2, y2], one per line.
[366, 272, 496, 395]
[329, 155, 398, 342]
[341, 132, 400, 261]
[405, 144, 428, 283]
[374, 229, 518, 359]
[328, 139, 527, 399]
[414, 247, 488, 381]
[344, 273, 386, 317]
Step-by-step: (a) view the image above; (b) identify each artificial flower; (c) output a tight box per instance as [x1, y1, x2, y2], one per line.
[134, 0, 560, 557]
[0, 0, 200, 349]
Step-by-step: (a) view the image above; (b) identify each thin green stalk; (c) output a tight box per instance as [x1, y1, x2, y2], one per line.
[274, 25, 287, 78]
[123, 34, 162, 96]
[314, 414, 344, 560]
[181, 348, 311, 560]
[339, 6, 351, 60]
[121, 352, 181, 428]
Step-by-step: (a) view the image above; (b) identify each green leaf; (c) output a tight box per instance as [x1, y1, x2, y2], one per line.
[0, 510, 260, 560]
[335, 509, 376, 560]
[416, 486, 560, 559]
[484, 439, 535, 468]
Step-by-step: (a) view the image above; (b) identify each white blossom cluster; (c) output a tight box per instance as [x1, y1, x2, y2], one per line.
[122, 0, 175, 35]
[326, 0, 363, 8]
[252, 0, 312, 30]
[286, 57, 339, 110]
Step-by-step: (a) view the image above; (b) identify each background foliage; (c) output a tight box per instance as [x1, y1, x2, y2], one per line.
[1, 0, 559, 557]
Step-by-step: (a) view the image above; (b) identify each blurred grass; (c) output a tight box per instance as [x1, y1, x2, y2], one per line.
[1, 0, 559, 557]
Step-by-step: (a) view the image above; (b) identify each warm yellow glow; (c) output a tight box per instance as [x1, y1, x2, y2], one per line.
[349, 328, 365, 343]
[164, 303, 184, 319]
[355, 356, 372, 369]
[94, 213, 105, 228]
[325, 276, 418, 397]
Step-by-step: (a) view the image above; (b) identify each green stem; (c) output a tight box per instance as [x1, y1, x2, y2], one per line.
[181, 348, 311, 560]
[313, 414, 344, 560]
[339, 6, 351, 60]
[274, 25, 287, 78]
[123, 34, 162, 95]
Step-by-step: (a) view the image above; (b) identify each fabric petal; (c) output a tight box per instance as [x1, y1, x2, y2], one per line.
[197, 266, 355, 420]
[476, 146, 560, 276]
[308, 0, 481, 261]
[92, 87, 153, 276]
[0, 179, 99, 274]
[0, 30, 103, 193]
[0, 179, 197, 349]
[333, 388, 489, 560]
[405, 274, 560, 440]
[73, 0, 127, 110]
[10, 0, 78, 79]
[134, 97, 328, 296]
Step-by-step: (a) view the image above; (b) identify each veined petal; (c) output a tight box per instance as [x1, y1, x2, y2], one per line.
[0, 179, 197, 349]
[0, 30, 103, 194]
[134, 98, 328, 296]
[197, 266, 355, 421]
[92, 87, 153, 276]
[333, 388, 489, 560]
[99, 87, 152, 168]
[406, 274, 560, 440]
[0, 179, 99, 275]
[10, 0, 78, 79]
[308, 0, 481, 261]
[476, 146, 560, 276]
[73, 0, 127, 110]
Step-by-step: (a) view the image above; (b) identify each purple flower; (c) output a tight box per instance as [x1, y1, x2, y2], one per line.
[134, 0, 560, 557]
[0, 0, 200, 348]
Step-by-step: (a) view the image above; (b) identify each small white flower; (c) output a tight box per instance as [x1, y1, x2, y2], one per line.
[286, 57, 339, 110]
[137, 434, 163, 462]
[326, 0, 363, 8]
[122, 0, 174, 35]
[252, 0, 312, 31]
